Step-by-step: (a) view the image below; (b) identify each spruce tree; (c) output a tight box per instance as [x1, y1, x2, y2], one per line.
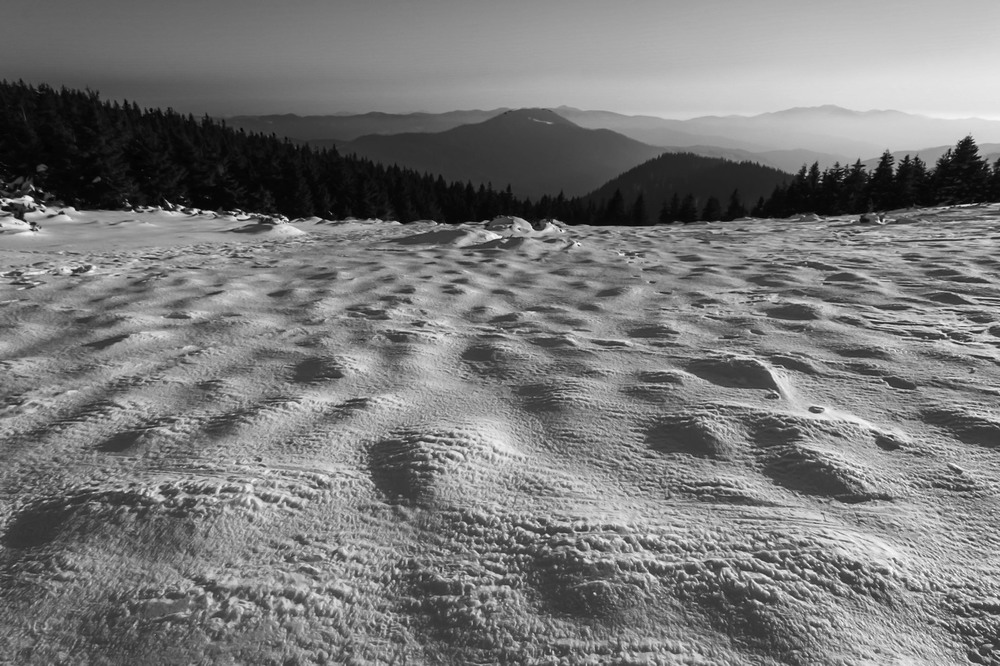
[701, 195, 722, 222]
[630, 192, 647, 226]
[677, 194, 698, 223]
[657, 200, 672, 224]
[722, 189, 747, 221]
[818, 162, 844, 214]
[867, 150, 896, 210]
[841, 160, 869, 214]
[603, 189, 626, 224]
[668, 192, 681, 221]
[991, 158, 1000, 202]
[934, 135, 990, 204]
[893, 155, 922, 208]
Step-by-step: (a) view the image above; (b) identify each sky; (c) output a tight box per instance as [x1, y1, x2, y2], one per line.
[6, 0, 1000, 120]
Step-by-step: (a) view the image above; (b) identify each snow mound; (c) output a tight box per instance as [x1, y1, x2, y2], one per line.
[391, 227, 502, 247]
[486, 216, 566, 236]
[229, 221, 307, 236]
[486, 215, 535, 234]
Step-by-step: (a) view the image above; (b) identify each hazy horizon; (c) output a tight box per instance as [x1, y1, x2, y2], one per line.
[6, 0, 1000, 121]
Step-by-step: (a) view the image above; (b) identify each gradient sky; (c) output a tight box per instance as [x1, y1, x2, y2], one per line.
[6, 0, 1000, 119]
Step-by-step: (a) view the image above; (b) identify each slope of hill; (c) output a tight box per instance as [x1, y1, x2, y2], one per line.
[341, 108, 666, 199]
[225, 109, 507, 142]
[643, 145, 849, 174]
[586, 152, 791, 214]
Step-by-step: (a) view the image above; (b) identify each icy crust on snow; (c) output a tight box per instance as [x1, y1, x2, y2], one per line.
[3, 202, 1000, 664]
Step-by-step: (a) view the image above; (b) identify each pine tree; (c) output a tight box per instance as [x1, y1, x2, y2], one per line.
[701, 195, 722, 222]
[603, 189, 626, 224]
[630, 192, 647, 226]
[841, 160, 869, 214]
[933, 135, 990, 204]
[657, 200, 673, 224]
[893, 155, 923, 209]
[867, 150, 896, 210]
[990, 158, 1000, 202]
[722, 189, 747, 221]
[677, 194, 698, 223]
[911, 156, 931, 206]
[818, 162, 844, 214]
[668, 193, 681, 221]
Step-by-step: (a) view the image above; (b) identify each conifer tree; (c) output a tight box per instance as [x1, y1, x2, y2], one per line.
[841, 160, 869, 214]
[722, 189, 747, 221]
[603, 189, 626, 224]
[818, 162, 844, 214]
[677, 194, 698, 223]
[668, 193, 681, 221]
[933, 135, 990, 204]
[701, 195, 722, 222]
[630, 192, 647, 226]
[990, 158, 1000, 202]
[657, 200, 672, 224]
[911, 156, 931, 206]
[867, 150, 896, 210]
[893, 155, 923, 209]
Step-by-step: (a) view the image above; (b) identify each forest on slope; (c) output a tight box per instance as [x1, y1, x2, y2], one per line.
[0, 81, 529, 223]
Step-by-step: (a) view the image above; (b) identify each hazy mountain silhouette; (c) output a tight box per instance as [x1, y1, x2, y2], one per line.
[676, 106, 1000, 159]
[225, 109, 508, 142]
[340, 109, 665, 199]
[586, 152, 791, 216]
[540, 106, 1000, 171]
[553, 107, 761, 150]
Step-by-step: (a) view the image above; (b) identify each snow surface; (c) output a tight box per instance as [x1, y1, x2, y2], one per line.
[2, 202, 1000, 664]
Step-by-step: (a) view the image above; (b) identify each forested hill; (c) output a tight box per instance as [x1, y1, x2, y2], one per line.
[0, 80, 536, 223]
[583, 152, 791, 224]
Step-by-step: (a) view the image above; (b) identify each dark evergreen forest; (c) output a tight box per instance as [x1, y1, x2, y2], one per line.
[751, 139, 1000, 218]
[0, 81, 535, 223]
[3, 81, 1000, 225]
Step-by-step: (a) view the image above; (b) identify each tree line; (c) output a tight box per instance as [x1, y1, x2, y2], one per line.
[0, 80, 540, 222]
[4, 81, 1000, 225]
[752, 136, 1000, 218]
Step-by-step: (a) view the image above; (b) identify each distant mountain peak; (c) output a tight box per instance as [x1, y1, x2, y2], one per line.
[488, 108, 578, 127]
[764, 105, 858, 117]
[763, 105, 913, 119]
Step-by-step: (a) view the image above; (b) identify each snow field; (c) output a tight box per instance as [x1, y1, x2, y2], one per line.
[2, 205, 1000, 663]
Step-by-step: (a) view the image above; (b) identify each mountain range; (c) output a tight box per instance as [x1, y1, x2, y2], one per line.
[225, 105, 1000, 174]
[334, 108, 664, 199]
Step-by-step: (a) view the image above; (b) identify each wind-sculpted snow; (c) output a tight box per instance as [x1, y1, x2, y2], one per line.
[3, 203, 1000, 663]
